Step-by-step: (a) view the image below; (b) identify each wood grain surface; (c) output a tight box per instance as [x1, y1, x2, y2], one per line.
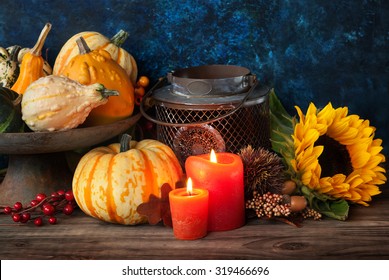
[1, 186, 388, 260]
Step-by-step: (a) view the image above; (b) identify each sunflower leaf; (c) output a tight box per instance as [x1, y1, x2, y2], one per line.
[313, 199, 349, 221]
[269, 90, 294, 131]
[269, 90, 296, 177]
[269, 90, 294, 156]
[301, 185, 349, 220]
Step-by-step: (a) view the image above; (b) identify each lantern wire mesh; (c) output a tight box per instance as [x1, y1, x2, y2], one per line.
[155, 97, 271, 167]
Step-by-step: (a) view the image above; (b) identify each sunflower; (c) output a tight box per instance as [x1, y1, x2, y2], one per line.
[291, 102, 386, 206]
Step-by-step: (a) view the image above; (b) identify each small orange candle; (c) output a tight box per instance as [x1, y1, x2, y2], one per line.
[185, 150, 245, 231]
[169, 178, 209, 240]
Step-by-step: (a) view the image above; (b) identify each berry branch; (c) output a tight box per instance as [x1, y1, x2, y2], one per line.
[0, 189, 77, 226]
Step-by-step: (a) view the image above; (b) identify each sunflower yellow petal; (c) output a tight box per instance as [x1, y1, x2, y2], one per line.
[301, 170, 313, 185]
[349, 190, 362, 201]
[295, 106, 305, 123]
[298, 129, 320, 152]
[317, 102, 334, 119]
[318, 178, 334, 193]
[364, 155, 385, 170]
[362, 126, 374, 138]
[372, 166, 386, 174]
[336, 128, 360, 145]
[370, 178, 386, 185]
[348, 142, 369, 155]
[335, 107, 348, 118]
[369, 146, 383, 156]
[294, 123, 305, 140]
[352, 152, 371, 169]
[305, 103, 318, 118]
[348, 177, 365, 190]
[299, 156, 319, 171]
[372, 138, 383, 147]
[327, 119, 349, 137]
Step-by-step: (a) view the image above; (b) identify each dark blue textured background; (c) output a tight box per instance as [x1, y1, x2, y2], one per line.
[1, 0, 388, 154]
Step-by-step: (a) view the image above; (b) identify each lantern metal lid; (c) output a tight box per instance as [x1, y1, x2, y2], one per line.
[150, 64, 268, 110]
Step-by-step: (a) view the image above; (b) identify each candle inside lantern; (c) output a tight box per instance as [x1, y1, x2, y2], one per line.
[169, 178, 209, 240]
[185, 150, 245, 231]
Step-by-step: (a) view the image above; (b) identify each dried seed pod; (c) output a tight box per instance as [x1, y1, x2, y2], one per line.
[239, 145, 286, 198]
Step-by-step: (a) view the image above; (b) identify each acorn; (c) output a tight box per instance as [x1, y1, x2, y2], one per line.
[281, 180, 297, 195]
[290, 196, 308, 212]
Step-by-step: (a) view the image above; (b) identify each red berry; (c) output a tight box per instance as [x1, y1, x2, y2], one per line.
[65, 190, 74, 202]
[36, 193, 47, 202]
[14, 202, 23, 211]
[51, 192, 61, 201]
[30, 199, 39, 207]
[57, 190, 65, 196]
[51, 201, 60, 207]
[34, 217, 43, 226]
[48, 216, 57, 225]
[20, 212, 31, 223]
[63, 204, 74, 215]
[42, 203, 55, 216]
[3, 206, 12, 214]
[12, 213, 21, 222]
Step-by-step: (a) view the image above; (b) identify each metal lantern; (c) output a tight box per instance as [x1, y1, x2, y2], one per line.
[140, 65, 271, 167]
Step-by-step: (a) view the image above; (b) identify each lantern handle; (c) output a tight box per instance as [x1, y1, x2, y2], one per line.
[140, 77, 263, 127]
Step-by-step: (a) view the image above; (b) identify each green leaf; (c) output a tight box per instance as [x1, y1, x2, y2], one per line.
[301, 185, 349, 220]
[315, 199, 349, 221]
[269, 90, 294, 151]
[269, 90, 296, 175]
[269, 89, 294, 133]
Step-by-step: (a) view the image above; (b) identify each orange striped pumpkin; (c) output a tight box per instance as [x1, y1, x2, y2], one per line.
[53, 29, 138, 84]
[72, 134, 184, 225]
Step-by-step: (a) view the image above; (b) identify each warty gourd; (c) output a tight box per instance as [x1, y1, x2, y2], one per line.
[60, 37, 135, 126]
[21, 75, 118, 132]
[53, 29, 137, 84]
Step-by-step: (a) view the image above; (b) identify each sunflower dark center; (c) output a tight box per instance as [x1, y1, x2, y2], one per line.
[315, 135, 353, 177]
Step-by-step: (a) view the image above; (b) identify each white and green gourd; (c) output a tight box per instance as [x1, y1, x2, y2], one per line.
[21, 75, 119, 132]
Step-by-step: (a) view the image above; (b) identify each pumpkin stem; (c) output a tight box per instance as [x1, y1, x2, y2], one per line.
[120, 133, 132, 153]
[30, 23, 52, 56]
[76, 37, 92, 55]
[110, 29, 129, 47]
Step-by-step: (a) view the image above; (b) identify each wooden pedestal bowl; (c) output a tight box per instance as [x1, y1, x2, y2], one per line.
[0, 113, 141, 205]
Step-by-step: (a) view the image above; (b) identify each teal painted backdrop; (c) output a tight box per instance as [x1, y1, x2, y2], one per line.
[0, 0, 388, 154]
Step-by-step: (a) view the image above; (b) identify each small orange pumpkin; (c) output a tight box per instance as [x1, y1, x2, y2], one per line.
[53, 29, 138, 84]
[61, 37, 134, 126]
[72, 134, 184, 225]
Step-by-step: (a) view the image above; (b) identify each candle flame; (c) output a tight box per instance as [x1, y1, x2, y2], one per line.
[210, 149, 217, 163]
[186, 177, 193, 196]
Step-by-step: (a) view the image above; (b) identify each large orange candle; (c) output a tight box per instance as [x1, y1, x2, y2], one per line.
[169, 178, 209, 240]
[185, 150, 245, 231]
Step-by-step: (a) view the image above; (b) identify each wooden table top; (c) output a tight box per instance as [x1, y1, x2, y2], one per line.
[1, 182, 388, 260]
